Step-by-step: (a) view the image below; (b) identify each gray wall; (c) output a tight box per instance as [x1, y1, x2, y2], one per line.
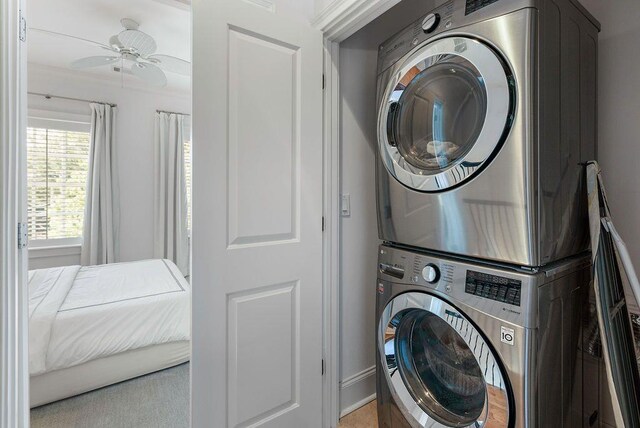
[580, 0, 640, 290]
[571, 2, 640, 426]
[338, 0, 435, 415]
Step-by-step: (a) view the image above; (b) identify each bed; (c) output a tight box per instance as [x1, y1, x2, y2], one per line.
[28, 259, 191, 408]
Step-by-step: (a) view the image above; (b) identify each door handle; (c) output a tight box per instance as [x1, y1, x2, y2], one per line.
[379, 263, 404, 279]
[387, 102, 398, 147]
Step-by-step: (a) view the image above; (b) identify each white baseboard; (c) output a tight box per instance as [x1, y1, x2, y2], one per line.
[339, 365, 376, 418]
[340, 393, 376, 418]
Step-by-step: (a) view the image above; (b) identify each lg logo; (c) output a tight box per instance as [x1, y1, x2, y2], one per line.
[500, 326, 515, 346]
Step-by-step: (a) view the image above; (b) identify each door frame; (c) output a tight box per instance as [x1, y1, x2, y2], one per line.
[315, 1, 402, 426]
[1, 0, 29, 426]
[0, 0, 402, 426]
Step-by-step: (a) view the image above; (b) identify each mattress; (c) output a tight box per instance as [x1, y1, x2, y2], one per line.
[31, 341, 190, 407]
[28, 259, 191, 406]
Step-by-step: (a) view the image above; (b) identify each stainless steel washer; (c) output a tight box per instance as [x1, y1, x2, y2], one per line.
[376, 244, 593, 427]
[376, 0, 600, 266]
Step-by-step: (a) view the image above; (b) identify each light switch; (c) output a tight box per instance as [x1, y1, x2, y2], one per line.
[341, 194, 351, 217]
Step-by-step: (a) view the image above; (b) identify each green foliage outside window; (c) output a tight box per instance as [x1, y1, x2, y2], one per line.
[27, 127, 90, 241]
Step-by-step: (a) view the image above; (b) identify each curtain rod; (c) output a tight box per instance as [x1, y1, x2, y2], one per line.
[28, 92, 117, 108]
[156, 109, 191, 116]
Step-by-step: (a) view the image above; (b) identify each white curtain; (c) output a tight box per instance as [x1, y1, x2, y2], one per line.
[81, 103, 119, 265]
[154, 112, 189, 275]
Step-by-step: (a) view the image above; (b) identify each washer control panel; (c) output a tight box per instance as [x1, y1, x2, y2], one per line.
[465, 270, 521, 306]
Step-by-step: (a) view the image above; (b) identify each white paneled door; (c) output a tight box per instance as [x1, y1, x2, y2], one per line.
[191, 1, 324, 427]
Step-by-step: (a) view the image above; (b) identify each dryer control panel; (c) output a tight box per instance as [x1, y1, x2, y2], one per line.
[377, 0, 455, 74]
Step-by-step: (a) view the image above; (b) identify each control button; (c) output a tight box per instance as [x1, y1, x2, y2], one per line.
[421, 264, 440, 283]
[421, 13, 440, 33]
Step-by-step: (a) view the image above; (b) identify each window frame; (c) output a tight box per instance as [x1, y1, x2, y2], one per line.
[27, 110, 91, 248]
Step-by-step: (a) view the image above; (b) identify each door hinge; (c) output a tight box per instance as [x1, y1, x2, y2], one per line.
[322, 216, 325, 231]
[17, 223, 28, 249]
[19, 10, 26, 42]
[322, 74, 325, 90]
[322, 359, 325, 376]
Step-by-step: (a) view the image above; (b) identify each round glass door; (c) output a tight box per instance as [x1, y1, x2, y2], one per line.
[379, 292, 512, 427]
[378, 37, 515, 192]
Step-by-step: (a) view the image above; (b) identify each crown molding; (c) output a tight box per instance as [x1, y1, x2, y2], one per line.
[313, 0, 401, 42]
[152, 0, 191, 12]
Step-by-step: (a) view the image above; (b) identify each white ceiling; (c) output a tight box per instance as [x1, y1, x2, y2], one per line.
[27, 0, 191, 93]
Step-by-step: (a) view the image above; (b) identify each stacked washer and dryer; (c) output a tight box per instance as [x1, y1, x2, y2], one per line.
[374, 0, 601, 427]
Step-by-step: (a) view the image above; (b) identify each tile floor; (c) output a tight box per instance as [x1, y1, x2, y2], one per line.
[338, 400, 377, 428]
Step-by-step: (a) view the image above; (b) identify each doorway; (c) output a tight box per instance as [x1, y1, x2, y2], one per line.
[25, 0, 192, 425]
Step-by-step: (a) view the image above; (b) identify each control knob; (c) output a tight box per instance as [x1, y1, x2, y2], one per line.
[421, 13, 441, 33]
[421, 264, 440, 283]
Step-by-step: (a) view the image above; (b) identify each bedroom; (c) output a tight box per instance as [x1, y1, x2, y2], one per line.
[24, 0, 192, 425]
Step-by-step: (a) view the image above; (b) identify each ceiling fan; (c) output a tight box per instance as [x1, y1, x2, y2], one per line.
[31, 18, 190, 87]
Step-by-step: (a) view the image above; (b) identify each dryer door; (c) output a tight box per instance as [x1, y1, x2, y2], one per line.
[379, 292, 512, 427]
[378, 36, 514, 192]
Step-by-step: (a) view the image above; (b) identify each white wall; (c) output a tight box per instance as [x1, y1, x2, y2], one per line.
[580, 0, 640, 271]
[27, 64, 190, 268]
[338, 0, 435, 415]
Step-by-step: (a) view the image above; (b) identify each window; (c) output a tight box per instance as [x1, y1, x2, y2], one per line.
[27, 117, 91, 246]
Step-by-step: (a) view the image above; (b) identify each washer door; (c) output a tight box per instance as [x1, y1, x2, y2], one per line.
[378, 36, 514, 192]
[379, 292, 511, 427]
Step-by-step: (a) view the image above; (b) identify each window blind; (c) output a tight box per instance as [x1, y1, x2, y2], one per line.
[27, 126, 90, 242]
[184, 139, 192, 231]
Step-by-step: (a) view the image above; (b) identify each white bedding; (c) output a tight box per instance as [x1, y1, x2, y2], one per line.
[29, 259, 190, 376]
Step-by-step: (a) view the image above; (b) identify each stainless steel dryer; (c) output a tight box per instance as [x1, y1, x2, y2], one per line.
[376, 244, 593, 427]
[376, 0, 600, 266]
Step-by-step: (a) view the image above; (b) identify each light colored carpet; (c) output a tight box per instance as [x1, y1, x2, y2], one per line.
[30, 363, 189, 428]
[338, 400, 378, 428]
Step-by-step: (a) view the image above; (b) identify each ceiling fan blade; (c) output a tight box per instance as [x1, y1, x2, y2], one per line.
[71, 56, 120, 69]
[146, 54, 191, 76]
[109, 35, 124, 51]
[120, 18, 140, 31]
[131, 62, 167, 87]
[117, 30, 157, 56]
[30, 28, 116, 52]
